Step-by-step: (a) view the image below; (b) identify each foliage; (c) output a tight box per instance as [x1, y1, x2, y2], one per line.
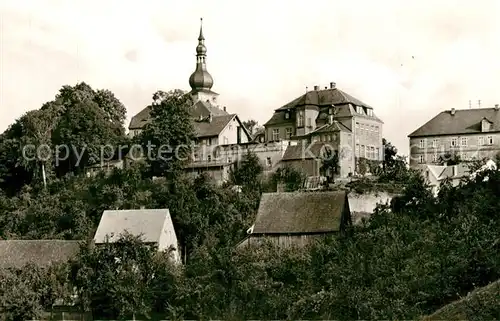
[0, 263, 71, 321]
[0, 82, 127, 194]
[438, 151, 461, 166]
[242, 119, 258, 134]
[382, 137, 397, 169]
[71, 233, 178, 319]
[229, 151, 263, 191]
[270, 166, 306, 192]
[137, 90, 195, 178]
[421, 279, 500, 321]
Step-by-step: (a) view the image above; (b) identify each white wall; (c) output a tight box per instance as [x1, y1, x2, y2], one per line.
[219, 117, 249, 145]
[157, 211, 181, 264]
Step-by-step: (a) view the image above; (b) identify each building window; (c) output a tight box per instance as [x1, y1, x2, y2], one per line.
[451, 138, 457, 147]
[460, 137, 467, 146]
[432, 139, 439, 148]
[297, 110, 304, 127]
[376, 147, 379, 160]
[419, 155, 424, 163]
[285, 127, 292, 139]
[488, 135, 493, 144]
[266, 157, 272, 167]
[479, 136, 484, 146]
[207, 155, 211, 162]
[367, 109, 373, 116]
[432, 154, 437, 162]
[228, 157, 232, 163]
[223, 137, 228, 144]
[356, 144, 360, 157]
[419, 139, 425, 148]
[194, 153, 199, 161]
[229, 124, 233, 131]
[371, 146, 375, 159]
[272, 128, 279, 141]
[328, 108, 333, 115]
[285, 112, 290, 119]
[356, 106, 363, 114]
[361, 145, 365, 158]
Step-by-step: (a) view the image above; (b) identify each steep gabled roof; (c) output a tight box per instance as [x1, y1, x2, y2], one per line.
[0, 240, 81, 269]
[252, 191, 350, 234]
[194, 114, 236, 138]
[94, 209, 174, 244]
[408, 108, 500, 137]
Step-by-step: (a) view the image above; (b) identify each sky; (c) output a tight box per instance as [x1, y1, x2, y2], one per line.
[1, 0, 500, 156]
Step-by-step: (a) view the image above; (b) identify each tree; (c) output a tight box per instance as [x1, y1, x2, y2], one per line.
[138, 90, 195, 178]
[242, 120, 258, 135]
[18, 109, 56, 188]
[71, 233, 176, 319]
[229, 151, 263, 190]
[270, 167, 306, 192]
[382, 138, 397, 171]
[438, 152, 461, 166]
[51, 83, 128, 174]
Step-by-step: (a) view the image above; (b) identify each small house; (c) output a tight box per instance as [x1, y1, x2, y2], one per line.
[238, 191, 352, 248]
[93, 209, 181, 264]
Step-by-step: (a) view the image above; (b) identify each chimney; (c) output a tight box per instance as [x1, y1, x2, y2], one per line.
[208, 113, 213, 123]
[495, 104, 499, 110]
[328, 114, 334, 124]
[330, 82, 336, 89]
[451, 108, 456, 115]
[313, 85, 320, 91]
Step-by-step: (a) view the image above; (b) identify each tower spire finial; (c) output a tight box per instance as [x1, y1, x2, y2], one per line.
[189, 18, 213, 92]
[198, 17, 204, 41]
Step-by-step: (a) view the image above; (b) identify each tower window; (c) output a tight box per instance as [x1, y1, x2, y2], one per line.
[297, 111, 304, 127]
[285, 112, 290, 119]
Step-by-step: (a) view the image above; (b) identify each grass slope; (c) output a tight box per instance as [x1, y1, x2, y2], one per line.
[422, 279, 500, 320]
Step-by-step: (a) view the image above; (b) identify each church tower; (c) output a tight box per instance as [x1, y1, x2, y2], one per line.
[189, 18, 219, 104]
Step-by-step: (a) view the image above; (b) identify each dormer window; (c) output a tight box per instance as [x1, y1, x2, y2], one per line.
[356, 106, 364, 114]
[285, 112, 290, 119]
[367, 109, 373, 117]
[481, 118, 492, 132]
